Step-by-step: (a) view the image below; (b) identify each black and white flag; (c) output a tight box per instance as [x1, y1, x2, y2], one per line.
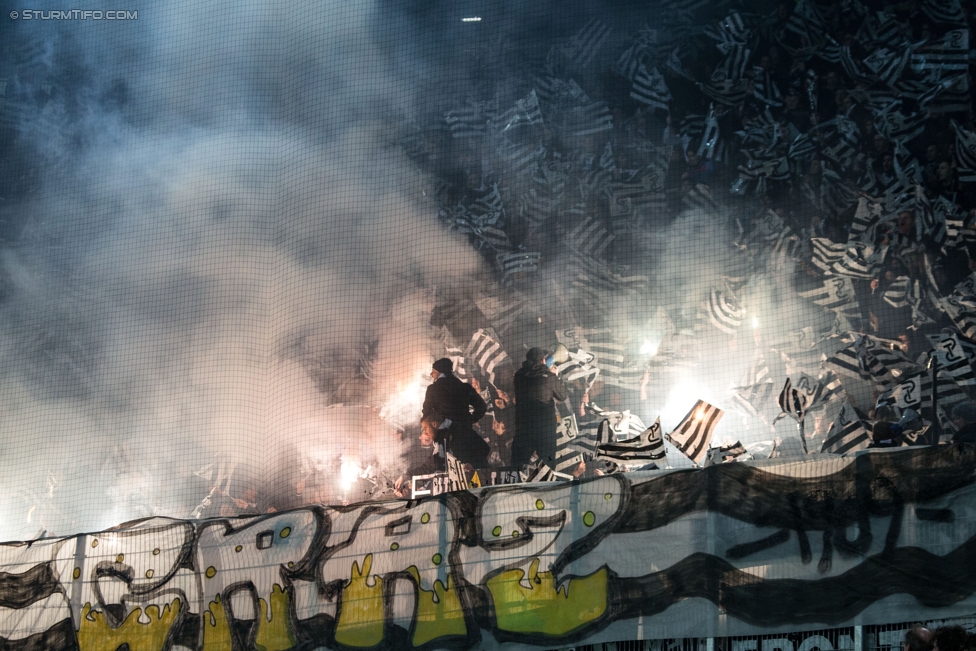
[941, 294, 976, 342]
[465, 328, 514, 388]
[474, 293, 524, 337]
[588, 405, 648, 440]
[882, 276, 911, 308]
[696, 78, 752, 106]
[683, 182, 721, 213]
[706, 11, 753, 48]
[520, 463, 571, 483]
[952, 119, 976, 183]
[876, 370, 969, 412]
[446, 102, 489, 139]
[910, 28, 969, 75]
[437, 327, 471, 383]
[777, 376, 813, 423]
[920, 0, 967, 26]
[496, 251, 540, 284]
[713, 43, 752, 83]
[728, 352, 774, 417]
[552, 347, 601, 387]
[614, 41, 647, 80]
[874, 100, 926, 144]
[496, 140, 547, 177]
[596, 416, 667, 462]
[570, 255, 648, 316]
[775, 370, 844, 425]
[562, 18, 612, 68]
[566, 216, 614, 258]
[553, 415, 591, 473]
[823, 335, 910, 388]
[706, 285, 746, 334]
[667, 400, 724, 464]
[564, 101, 614, 136]
[453, 213, 513, 253]
[810, 238, 886, 280]
[705, 440, 748, 466]
[821, 399, 872, 455]
[927, 330, 976, 387]
[862, 47, 911, 87]
[630, 65, 672, 111]
[798, 276, 859, 314]
[491, 90, 544, 134]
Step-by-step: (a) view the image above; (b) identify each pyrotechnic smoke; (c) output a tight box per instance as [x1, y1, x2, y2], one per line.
[0, 0, 842, 540]
[0, 0, 491, 539]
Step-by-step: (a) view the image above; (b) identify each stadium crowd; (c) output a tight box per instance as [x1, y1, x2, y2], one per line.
[393, 0, 976, 475]
[192, 0, 976, 513]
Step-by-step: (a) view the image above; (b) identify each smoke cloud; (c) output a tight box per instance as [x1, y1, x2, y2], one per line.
[0, 0, 847, 540]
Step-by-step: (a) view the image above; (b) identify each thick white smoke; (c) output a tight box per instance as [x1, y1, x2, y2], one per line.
[0, 0, 486, 540]
[0, 0, 855, 540]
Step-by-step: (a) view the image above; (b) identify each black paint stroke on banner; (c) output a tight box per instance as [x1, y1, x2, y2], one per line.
[0, 447, 974, 651]
[0, 563, 63, 609]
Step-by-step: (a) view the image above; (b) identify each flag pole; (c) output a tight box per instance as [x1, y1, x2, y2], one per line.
[929, 354, 942, 446]
[798, 416, 808, 454]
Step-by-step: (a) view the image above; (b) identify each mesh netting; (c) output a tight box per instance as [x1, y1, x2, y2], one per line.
[0, 0, 974, 544]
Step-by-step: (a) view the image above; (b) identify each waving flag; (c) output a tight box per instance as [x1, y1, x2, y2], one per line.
[798, 276, 859, 315]
[728, 353, 774, 417]
[876, 370, 969, 412]
[952, 119, 976, 183]
[942, 295, 976, 342]
[927, 330, 976, 387]
[596, 417, 666, 462]
[821, 400, 872, 455]
[465, 328, 513, 388]
[496, 251, 540, 285]
[562, 18, 612, 68]
[705, 440, 748, 466]
[706, 285, 746, 334]
[631, 65, 672, 111]
[667, 400, 724, 464]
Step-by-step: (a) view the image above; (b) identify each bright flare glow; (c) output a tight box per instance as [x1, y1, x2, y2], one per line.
[462, 16, 481, 22]
[661, 380, 707, 431]
[752, 317, 760, 329]
[339, 458, 361, 492]
[660, 380, 716, 430]
[639, 339, 660, 356]
[379, 374, 429, 430]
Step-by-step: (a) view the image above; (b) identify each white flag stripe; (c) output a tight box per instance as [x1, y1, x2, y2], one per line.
[668, 400, 724, 464]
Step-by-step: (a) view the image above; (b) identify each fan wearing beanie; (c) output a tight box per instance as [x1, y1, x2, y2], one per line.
[511, 347, 568, 468]
[421, 358, 489, 469]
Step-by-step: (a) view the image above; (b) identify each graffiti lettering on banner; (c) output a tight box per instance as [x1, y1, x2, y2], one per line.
[446, 452, 469, 491]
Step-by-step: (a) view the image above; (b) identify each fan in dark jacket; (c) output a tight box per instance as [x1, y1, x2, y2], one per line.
[422, 358, 489, 469]
[511, 347, 568, 468]
[952, 401, 976, 444]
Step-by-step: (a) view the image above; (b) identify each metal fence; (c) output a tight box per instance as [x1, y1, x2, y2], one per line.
[551, 617, 976, 651]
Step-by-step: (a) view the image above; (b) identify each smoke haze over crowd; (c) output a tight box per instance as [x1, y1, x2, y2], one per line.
[2, 0, 973, 540]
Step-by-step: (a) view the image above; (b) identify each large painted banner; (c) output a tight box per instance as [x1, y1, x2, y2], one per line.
[2, 445, 976, 651]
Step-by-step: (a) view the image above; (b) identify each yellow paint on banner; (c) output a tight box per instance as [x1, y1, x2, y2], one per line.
[407, 568, 466, 646]
[78, 599, 180, 651]
[255, 584, 295, 651]
[203, 594, 232, 651]
[334, 555, 385, 648]
[486, 559, 607, 636]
